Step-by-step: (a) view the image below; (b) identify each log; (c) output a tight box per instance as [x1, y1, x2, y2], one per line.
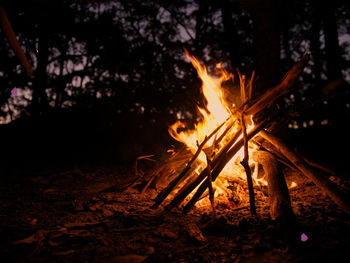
[253, 137, 298, 172]
[295, 150, 337, 177]
[260, 130, 350, 215]
[252, 150, 297, 242]
[245, 55, 309, 116]
[252, 151, 294, 220]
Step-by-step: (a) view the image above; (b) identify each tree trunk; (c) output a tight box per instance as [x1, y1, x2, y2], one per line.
[221, 0, 241, 67]
[320, 1, 342, 81]
[310, 0, 323, 88]
[242, 0, 281, 94]
[32, 25, 49, 116]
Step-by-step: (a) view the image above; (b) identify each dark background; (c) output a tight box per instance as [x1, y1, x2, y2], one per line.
[0, 0, 349, 174]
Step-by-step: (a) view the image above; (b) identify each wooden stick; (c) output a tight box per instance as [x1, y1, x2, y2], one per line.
[245, 55, 309, 116]
[260, 130, 350, 215]
[214, 119, 236, 150]
[248, 71, 255, 100]
[238, 72, 246, 104]
[0, 5, 32, 77]
[295, 150, 337, 177]
[152, 118, 227, 208]
[206, 155, 216, 217]
[253, 138, 298, 172]
[240, 112, 256, 215]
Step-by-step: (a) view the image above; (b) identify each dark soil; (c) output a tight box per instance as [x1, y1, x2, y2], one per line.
[1, 165, 349, 263]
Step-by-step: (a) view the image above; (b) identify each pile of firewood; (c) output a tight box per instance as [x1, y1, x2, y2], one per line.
[131, 56, 350, 234]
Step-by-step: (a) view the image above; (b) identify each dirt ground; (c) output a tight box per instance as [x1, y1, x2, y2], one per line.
[1, 164, 350, 263]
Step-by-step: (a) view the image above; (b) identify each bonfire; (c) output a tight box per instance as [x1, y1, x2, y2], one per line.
[127, 50, 350, 238]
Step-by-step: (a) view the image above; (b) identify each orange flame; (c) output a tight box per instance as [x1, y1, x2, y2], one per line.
[169, 51, 268, 204]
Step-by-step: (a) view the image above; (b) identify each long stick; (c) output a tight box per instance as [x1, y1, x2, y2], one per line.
[206, 155, 216, 216]
[245, 55, 309, 116]
[240, 113, 256, 215]
[0, 5, 32, 77]
[260, 130, 350, 215]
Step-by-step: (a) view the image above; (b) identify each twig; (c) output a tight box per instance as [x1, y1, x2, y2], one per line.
[248, 71, 255, 100]
[240, 112, 256, 215]
[206, 155, 216, 217]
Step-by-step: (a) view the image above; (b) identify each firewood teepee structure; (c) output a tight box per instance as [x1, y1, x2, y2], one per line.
[131, 53, 350, 228]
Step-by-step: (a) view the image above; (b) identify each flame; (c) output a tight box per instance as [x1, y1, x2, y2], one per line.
[169, 51, 268, 204]
[290, 181, 297, 188]
[169, 50, 233, 156]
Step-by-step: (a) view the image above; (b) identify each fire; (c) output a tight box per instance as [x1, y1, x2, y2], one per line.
[169, 50, 232, 157]
[168, 51, 269, 204]
[290, 181, 298, 188]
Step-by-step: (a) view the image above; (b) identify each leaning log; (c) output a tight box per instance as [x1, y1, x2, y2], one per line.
[252, 151, 295, 220]
[245, 55, 309, 116]
[260, 130, 350, 215]
[253, 150, 297, 241]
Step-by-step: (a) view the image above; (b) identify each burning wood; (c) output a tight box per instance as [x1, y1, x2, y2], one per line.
[137, 50, 350, 220]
